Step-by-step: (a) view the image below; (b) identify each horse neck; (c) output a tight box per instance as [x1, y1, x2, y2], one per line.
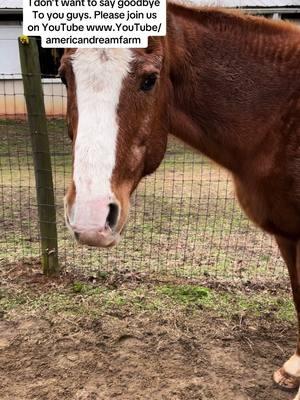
[165, 4, 300, 174]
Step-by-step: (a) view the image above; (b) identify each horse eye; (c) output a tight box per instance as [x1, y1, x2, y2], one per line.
[140, 73, 157, 91]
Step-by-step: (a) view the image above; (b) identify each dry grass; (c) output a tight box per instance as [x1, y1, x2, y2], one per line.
[0, 118, 287, 283]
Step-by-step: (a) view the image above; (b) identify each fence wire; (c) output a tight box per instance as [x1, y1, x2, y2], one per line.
[0, 70, 287, 283]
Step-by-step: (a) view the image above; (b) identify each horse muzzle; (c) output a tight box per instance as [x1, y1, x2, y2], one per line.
[64, 195, 123, 248]
[74, 228, 121, 248]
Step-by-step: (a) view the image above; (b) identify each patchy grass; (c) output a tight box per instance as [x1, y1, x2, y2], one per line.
[0, 264, 296, 400]
[157, 283, 295, 322]
[0, 118, 286, 283]
[0, 262, 294, 323]
[0, 288, 28, 311]
[158, 285, 212, 304]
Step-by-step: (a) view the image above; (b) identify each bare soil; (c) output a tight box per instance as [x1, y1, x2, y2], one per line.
[0, 263, 297, 400]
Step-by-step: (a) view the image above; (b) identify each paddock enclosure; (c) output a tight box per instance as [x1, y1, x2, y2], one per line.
[0, 78, 288, 282]
[0, 50, 288, 283]
[0, 21, 298, 400]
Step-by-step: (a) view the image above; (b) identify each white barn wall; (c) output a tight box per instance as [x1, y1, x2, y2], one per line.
[0, 79, 67, 116]
[0, 0, 299, 115]
[0, 25, 22, 74]
[0, 19, 66, 116]
[0, 1, 22, 8]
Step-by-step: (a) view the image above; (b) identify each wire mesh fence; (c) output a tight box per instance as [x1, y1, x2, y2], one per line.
[0, 68, 287, 284]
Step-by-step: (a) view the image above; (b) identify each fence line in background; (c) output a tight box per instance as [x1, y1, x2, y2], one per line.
[0, 37, 287, 284]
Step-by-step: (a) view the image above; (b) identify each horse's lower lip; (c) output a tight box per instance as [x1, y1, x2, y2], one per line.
[75, 230, 120, 248]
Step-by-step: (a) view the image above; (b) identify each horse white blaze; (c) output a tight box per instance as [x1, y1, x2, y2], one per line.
[69, 49, 132, 232]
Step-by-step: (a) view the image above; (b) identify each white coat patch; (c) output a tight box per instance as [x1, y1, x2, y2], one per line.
[70, 48, 132, 228]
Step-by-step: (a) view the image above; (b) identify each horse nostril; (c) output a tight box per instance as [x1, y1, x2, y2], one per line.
[74, 231, 80, 241]
[106, 202, 119, 230]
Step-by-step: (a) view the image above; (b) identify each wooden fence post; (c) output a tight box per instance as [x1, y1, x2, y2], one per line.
[19, 36, 59, 276]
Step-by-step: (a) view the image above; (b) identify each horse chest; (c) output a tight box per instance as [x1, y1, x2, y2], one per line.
[233, 176, 300, 239]
[234, 179, 269, 228]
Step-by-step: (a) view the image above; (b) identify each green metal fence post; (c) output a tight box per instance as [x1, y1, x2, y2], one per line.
[18, 36, 59, 276]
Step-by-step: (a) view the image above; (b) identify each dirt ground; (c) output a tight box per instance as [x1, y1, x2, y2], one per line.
[0, 262, 297, 400]
[0, 310, 297, 400]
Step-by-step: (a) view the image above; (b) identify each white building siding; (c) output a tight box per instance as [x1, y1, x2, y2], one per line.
[0, 25, 22, 74]
[0, 0, 299, 116]
[0, 78, 67, 116]
[0, 1, 22, 9]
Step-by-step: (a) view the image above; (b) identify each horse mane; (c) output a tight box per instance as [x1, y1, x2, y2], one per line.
[168, 0, 300, 36]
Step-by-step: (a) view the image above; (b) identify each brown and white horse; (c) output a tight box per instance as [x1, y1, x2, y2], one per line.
[60, 3, 300, 397]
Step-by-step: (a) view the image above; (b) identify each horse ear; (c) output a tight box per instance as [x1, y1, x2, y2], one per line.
[146, 36, 162, 54]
